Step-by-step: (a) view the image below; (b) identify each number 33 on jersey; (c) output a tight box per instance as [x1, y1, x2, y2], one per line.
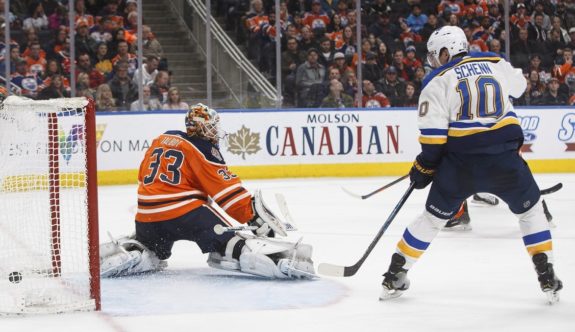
[136, 130, 252, 223]
[417, 53, 527, 155]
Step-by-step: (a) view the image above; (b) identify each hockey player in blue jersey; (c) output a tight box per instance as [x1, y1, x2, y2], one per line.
[380, 26, 562, 304]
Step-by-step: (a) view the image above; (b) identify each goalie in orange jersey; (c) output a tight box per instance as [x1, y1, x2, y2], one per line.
[99, 104, 315, 279]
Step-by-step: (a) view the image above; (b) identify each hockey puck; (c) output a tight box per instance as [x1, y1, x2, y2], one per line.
[8, 271, 22, 284]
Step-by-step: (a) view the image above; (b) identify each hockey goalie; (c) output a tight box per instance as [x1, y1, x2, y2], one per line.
[100, 104, 315, 279]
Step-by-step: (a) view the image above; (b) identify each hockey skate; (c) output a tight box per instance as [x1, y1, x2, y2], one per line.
[471, 193, 499, 206]
[532, 253, 563, 304]
[444, 201, 472, 231]
[380, 253, 410, 300]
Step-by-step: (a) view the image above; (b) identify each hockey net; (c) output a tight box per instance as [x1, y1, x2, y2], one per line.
[0, 96, 100, 314]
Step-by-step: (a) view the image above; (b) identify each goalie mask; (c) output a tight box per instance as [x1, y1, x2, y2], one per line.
[427, 26, 468, 68]
[185, 103, 221, 144]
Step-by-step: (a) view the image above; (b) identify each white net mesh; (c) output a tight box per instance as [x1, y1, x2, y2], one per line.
[0, 96, 97, 314]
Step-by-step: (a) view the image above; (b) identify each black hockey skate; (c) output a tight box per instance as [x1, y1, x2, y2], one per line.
[471, 193, 499, 206]
[380, 253, 410, 300]
[532, 253, 563, 304]
[444, 201, 471, 231]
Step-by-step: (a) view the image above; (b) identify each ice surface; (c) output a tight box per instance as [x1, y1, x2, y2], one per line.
[1, 174, 574, 331]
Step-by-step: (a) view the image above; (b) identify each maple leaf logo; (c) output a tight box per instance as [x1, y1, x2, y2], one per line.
[226, 125, 261, 160]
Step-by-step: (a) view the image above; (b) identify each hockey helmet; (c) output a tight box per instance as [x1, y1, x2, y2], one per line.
[427, 26, 468, 68]
[185, 103, 220, 143]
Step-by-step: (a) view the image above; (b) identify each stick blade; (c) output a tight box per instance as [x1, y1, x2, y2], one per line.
[317, 263, 346, 277]
[341, 186, 364, 199]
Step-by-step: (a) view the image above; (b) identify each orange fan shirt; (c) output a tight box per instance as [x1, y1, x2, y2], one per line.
[136, 131, 254, 223]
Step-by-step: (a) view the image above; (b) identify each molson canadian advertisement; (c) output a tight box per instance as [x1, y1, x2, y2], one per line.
[66, 108, 575, 184]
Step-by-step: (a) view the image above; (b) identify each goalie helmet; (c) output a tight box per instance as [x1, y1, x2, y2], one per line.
[427, 26, 468, 68]
[185, 103, 220, 144]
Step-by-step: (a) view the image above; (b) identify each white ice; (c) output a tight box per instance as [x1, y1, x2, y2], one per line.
[1, 174, 574, 332]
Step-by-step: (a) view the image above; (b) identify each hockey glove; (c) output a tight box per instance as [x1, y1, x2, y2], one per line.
[409, 155, 435, 189]
[248, 198, 275, 237]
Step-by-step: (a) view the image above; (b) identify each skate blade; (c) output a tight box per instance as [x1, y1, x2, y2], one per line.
[379, 289, 404, 301]
[443, 224, 472, 232]
[545, 290, 560, 305]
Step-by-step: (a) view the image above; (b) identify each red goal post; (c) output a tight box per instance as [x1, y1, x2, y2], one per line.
[0, 96, 100, 314]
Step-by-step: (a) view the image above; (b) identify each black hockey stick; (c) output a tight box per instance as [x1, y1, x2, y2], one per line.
[341, 174, 409, 200]
[540, 183, 562, 196]
[318, 182, 416, 277]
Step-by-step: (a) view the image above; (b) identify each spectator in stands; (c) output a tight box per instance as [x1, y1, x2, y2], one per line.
[20, 28, 40, 56]
[375, 41, 392, 70]
[529, 12, 548, 45]
[75, 0, 95, 29]
[420, 13, 441, 41]
[368, 12, 400, 47]
[552, 48, 574, 83]
[403, 45, 422, 76]
[406, 4, 428, 33]
[90, 16, 115, 44]
[48, 5, 68, 31]
[295, 48, 325, 107]
[11, 57, 44, 99]
[528, 69, 547, 103]
[511, 28, 539, 69]
[99, 0, 123, 27]
[342, 69, 358, 99]
[76, 72, 95, 99]
[303, 0, 330, 37]
[150, 70, 170, 103]
[320, 79, 353, 108]
[525, 54, 546, 76]
[108, 60, 138, 110]
[25, 42, 46, 77]
[37, 73, 70, 99]
[162, 87, 189, 110]
[43, 59, 64, 80]
[332, 51, 351, 76]
[391, 49, 412, 82]
[488, 38, 506, 59]
[130, 85, 162, 111]
[351, 39, 372, 69]
[46, 27, 67, 61]
[95, 83, 117, 111]
[281, 37, 306, 105]
[376, 66, 405, 107]
[399, 81, 418, 107]
[362, 51, 384, 84]
[511, 3, 530, 31]
[23, 2, 48, 31]
[75, 19, 97, 58]
[111, 40, 137, 76]
[546, 29, 566, 62]
[540, 77, 568, 105]
[299, 25, 318, 53]
[412, 66, 426, 93]
[244, 0, 268, 68]
[142, 25, 166, 69]
[317, 36, 335, 68]
[551, 16, 571, 45]
[531, 1, 551, 31]
[124, 0, 138, 23]
[359, 79, 390, 108]
[94, 42, 113, 76]
[337, 25, 356, 58]
[76, 52, 105, 89]
[133, 55, 159, 87]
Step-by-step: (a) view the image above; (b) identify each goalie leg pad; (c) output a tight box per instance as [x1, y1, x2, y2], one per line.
[100, 239, 167, 278]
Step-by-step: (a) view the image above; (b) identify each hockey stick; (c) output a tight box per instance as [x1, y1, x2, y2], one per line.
[275, 193, 298, 232]
[540, 183, 562, 196]
[341, 174, 409, 200]
[318, 182, 416, 277]
[213, 224, 258, 235]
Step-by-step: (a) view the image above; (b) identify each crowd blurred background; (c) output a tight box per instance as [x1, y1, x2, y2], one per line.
[1, 0, 574, 111]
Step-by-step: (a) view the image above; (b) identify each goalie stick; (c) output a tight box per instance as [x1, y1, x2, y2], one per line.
[540, 183, 562, 196]
[342, 174, 409, 200]
[318, 182, 416, 277]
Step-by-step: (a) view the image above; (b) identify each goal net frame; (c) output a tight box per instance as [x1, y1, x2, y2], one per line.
[0, 96, 100, 314]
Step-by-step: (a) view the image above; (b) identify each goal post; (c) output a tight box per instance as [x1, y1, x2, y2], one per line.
[0, 96, 100, 314]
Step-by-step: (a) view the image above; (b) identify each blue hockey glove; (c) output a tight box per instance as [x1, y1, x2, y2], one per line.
[409, 155, 435, 189]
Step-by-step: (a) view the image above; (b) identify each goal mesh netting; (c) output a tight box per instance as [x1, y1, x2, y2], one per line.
[0, 96, 100, 314]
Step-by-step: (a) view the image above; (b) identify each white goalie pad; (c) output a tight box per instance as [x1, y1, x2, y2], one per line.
[207, 235, 315, 279]
[100, 237, 166, 278]
[253, 189, 288, 237]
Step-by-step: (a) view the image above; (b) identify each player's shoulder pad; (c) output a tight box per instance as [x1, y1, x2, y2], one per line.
[164, 130, 226, 165]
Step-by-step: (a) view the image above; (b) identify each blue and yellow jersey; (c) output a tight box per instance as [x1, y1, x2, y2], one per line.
[417, 52, 527, 164]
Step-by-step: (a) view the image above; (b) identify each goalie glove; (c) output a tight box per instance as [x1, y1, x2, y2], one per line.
[248, 189, 288, 237]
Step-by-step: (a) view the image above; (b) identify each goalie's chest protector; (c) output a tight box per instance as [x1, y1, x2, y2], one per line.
[135, 131, 253, 223]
